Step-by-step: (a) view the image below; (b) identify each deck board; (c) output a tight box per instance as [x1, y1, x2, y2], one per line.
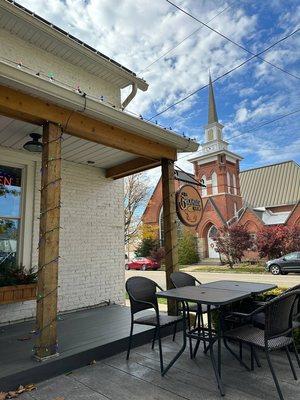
[0, 305, 162, 391]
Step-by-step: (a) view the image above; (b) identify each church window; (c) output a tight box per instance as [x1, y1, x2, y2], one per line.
[201, 175, 207, 196]
[227, 172, 231, 193]
[211, 172, 218, 195]
[232, 174, 237, 195]
[234, 202, 237, 216]
[207, 129, 214, 141]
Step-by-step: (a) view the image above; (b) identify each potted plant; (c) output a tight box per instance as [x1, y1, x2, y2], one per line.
[0, 256, 37, 304]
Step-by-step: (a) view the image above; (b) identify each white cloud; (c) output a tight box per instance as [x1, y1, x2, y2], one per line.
[235, 107, 248, 123]
[19, 0, 257, 117]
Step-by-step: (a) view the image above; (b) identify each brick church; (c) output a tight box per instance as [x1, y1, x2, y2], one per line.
[142, 76, 300, 260]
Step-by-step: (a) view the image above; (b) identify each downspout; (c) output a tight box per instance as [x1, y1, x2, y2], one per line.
[122, 83, 138, 109]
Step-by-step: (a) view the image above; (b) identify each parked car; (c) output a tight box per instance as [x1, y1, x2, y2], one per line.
[125, 257, 160, 271]
[265, 252, 300, 275]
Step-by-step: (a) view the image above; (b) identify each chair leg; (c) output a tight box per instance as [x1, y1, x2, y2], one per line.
[292, 340, 300, 368]
[253, 347, 261, 368]
[285, 346, 297, 381]
[152, 326, 158, 349]
[265, 349, 284, 400]
[157, 326, 164, 375]
[239, 341, 243, 360]
[126, 321, 134, 360]
[200, 311, 207, 353]
[250, 345, 254, 371]
[172, 321, 177, 342]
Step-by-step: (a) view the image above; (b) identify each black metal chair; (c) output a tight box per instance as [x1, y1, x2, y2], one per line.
[223, 289, 300, 400]
[126, 276, 183, 374]
[170, 271, 212, 355]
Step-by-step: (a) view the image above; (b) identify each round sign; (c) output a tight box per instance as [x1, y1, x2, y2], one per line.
[176, 184, 203, 227]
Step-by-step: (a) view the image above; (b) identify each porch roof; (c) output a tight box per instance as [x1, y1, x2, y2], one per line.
[0, 62, 198, 177]
[0, 0, 147, 91]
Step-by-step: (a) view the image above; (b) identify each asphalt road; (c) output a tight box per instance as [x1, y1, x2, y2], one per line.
[125, 269, 300, 290]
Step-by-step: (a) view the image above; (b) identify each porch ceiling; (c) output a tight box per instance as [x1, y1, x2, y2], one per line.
[0, 115, 136, 169]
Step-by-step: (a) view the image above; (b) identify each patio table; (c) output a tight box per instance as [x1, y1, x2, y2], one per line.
[156, 282, 277, 397]
[200, 280, 277, 294]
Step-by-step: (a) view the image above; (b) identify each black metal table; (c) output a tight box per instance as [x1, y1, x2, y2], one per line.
[156, 282, 277, 397]
[201, 280, 277, 294]
[157, 286, 251, 396]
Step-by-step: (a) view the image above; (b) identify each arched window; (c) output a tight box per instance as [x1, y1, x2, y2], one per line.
[232, 174, 237, 195]
[233, 202, 237, 216]
[201, 175, 207, 196]
[211, 171, 218, 195]
[227, 172, 231, 193]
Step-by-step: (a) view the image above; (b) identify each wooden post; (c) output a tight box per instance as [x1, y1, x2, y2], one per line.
[161, 158, 179, 315]
[35, 122, 61, 360]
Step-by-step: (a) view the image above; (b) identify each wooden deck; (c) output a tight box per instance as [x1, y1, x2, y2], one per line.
[0, 304, 167, 391]
[19, 335, 299, 400]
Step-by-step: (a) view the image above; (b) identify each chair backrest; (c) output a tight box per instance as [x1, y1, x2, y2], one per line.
[126, 276, 158, 314]
[170, 271, 199, 288]
[264, 289, 300, 340]
[285, 284, 300, 318]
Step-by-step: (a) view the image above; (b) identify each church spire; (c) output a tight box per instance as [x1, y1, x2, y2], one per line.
[208, 74, 218, 124]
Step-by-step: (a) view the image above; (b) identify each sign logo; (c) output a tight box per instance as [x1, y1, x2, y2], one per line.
[176, 185, 203, 227]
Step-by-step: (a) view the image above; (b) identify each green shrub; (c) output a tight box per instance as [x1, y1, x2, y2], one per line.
[135, 238, 159, 258]
[178, 230, 198, 265]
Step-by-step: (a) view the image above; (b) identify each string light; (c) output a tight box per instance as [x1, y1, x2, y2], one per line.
[0, 56, 188, 138]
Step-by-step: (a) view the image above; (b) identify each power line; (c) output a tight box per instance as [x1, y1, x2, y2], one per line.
[227, 108, 300, 140]
[138, 1, 237, 75]
[175, 108, 300, 163]
[166, 0, 300, 81]
[148, 26, 300, 121]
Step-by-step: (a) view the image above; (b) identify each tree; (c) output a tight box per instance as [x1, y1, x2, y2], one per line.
[124, 173, 150, 245]
[256, 225, 300, 260]
[214, 225, 253, 268]
[178, 229, 199, 265]
[135, 237, 159, 258]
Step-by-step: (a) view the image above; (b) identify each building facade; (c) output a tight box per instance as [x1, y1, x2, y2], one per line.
[142, 77, 300, 260]
[0, 1, 197, 328]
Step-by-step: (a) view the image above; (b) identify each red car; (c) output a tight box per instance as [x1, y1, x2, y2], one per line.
[125, 257, 160, 271]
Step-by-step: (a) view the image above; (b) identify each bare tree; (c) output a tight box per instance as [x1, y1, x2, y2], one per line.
[124, 173, 150, 245]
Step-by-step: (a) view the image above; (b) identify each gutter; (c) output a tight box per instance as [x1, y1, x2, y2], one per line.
[0, 61, 199, 153]
[122, 83, 138, 109]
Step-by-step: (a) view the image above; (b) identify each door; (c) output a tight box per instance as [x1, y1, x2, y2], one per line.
[208, 225, 219, 258]
[283, 252, 300, 272]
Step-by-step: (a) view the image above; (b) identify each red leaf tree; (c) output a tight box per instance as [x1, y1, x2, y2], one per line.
[256, 225, 300, 260]
[213, 225, 253, 268]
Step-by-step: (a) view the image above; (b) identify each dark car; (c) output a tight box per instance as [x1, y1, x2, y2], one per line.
[125, 257, 160, 271]
[265, 252, 300, 275]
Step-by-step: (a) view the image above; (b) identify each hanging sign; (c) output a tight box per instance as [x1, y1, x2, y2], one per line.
[176, 184, 203, 227]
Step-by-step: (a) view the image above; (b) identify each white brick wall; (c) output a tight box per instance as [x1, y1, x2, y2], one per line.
[0, 152, 125, 324]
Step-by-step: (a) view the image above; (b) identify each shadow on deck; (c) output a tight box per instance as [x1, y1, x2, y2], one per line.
[0, 304, 170, 391]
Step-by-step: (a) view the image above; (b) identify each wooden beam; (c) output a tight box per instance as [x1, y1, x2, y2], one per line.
[161, 159, 179, 315]
[106, 157, 161, 179]
[0, 85, 176, 160]
[35, 122, 61, 360]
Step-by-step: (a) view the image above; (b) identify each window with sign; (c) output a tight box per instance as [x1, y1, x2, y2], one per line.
[0, 165, 22, 266]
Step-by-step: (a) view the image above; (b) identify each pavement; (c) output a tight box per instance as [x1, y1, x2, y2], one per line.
[125, 269, 300, 290]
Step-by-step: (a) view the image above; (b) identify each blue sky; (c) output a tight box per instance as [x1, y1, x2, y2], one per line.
[18, 0, 300, 178]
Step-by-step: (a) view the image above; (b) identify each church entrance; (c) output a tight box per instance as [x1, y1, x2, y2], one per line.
[207, 225, 219, 258]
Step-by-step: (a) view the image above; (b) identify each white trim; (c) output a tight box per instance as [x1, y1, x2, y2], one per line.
[0, 61, 198, 153]
[0, 146, 35, 268]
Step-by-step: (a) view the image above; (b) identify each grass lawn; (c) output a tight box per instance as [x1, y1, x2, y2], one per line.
[187, 263, 267, 274]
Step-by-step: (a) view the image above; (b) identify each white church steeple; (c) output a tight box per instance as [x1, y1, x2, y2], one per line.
[202, 74, 228, 154]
